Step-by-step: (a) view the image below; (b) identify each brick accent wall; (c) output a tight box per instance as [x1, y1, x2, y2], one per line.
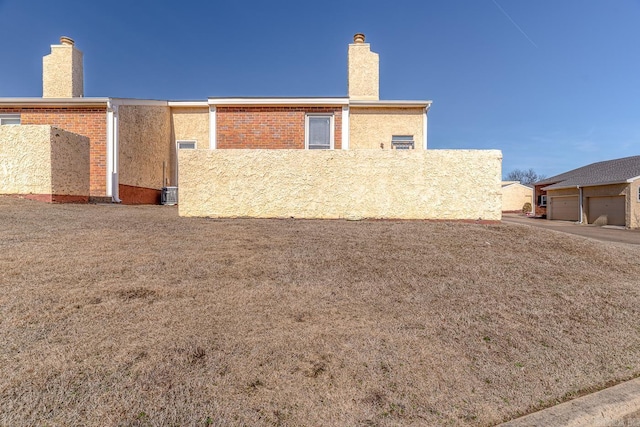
[0, 107, 107, 197]
[534, 184, 547, 217]
[217, 106, 342, 149]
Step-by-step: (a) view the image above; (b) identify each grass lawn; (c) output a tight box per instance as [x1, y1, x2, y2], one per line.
[1, 196, 639, 426]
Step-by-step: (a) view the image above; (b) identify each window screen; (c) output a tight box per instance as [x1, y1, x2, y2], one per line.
[308, 116, 331, 150]
[177, 140, 196, 150]
[391, 135, 414, 149]
[0, 114, 21, 125]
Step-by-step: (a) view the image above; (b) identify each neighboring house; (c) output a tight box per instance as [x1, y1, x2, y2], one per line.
[501, 181, 533, 213]
[534, 156, 640, 228]
[0, 34, 503, 220]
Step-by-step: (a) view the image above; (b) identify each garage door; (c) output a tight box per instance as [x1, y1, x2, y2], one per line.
[549, 196, 579, 221]
[588, 196, 625, 226]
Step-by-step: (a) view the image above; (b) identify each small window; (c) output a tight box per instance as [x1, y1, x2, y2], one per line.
[637, 187, 640, 202]
[538, 195, 547, 207]
[0, 114, 21, 125]
[177, 140, 197, 150]
[391, 135, 414, 150]
[305, 115, 334, 150]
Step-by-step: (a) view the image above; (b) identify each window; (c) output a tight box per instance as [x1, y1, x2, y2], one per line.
[177, 140, 197, 150]
[0, 114, 21, 125]
[637, 187, 640, 202]
[305, 115, 334, 150]
[391, 135, 414, 150]
[538, 195, 547, 207]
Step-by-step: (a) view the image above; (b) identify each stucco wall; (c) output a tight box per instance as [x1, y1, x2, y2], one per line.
[0, 125, 89, 196]
[630, 180, 640, 228]
[502, 184, 533, 212]
[43, 44, 83, 98]
[50, 127, 90, 196]
[118, 105, 172, 189]
[171, 107, 209, 148]
[1, 106, 108, 197]
[178, 149, 502, 220]
[348, 43, 379, 100]
[546, 188, 580, 198]
[349, 108, 424, 150]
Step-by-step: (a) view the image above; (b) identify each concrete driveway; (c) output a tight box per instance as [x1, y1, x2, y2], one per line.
[502, 214, 640, 246]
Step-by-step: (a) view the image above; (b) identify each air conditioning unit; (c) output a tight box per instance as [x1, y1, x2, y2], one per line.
[161, 186, 178, 205]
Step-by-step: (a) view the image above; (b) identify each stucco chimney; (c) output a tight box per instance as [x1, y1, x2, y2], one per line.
[43, 36, 84, 98]
[348, 33, 379, 100]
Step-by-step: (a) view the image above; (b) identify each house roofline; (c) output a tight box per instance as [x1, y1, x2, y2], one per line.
[208, 97, 350, 106]
[349, 100, 432, 108]
[542, 180, 632, 191]
[206, 97, 433, 108]
[502, 182, 533, 190]
[168, 101, 209, 107]
[0, 97, 175, 107]
[109, 98, 168, 106]
[0, 97, 109, 107]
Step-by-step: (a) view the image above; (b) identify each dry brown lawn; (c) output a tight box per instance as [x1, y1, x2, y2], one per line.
[1, 196, 640, 426]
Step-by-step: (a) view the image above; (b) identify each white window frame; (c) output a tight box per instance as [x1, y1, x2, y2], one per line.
[0, 114, 21, 125]
[305, 114, 334, 150]
[539, 195, 547, 207]
[637, 187, 640, 202]
[177, 140, 197, 150]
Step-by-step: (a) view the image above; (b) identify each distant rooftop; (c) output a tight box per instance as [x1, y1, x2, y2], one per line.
[537, 155, 640, 190]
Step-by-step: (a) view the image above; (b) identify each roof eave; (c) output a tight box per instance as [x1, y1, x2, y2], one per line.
[349, 100, 433, 108]
[543, 180, 631, 191]
[208, 97, 350, 106]
[0, 97, 110, 107]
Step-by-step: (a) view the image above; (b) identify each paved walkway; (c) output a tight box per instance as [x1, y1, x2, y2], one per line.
[499, 377, 640, 427]
[502, 214, 640, 246]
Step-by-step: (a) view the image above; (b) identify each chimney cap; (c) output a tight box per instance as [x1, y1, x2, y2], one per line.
[59, 36, 75, 46]
[353, 33, 366, 44]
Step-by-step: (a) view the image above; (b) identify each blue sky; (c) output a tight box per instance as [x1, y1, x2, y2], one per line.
[1, 0, 639, 178]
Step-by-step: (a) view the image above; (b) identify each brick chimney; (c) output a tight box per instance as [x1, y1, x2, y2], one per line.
[43, 36, 84, 98]
[347, 33, 379, 100]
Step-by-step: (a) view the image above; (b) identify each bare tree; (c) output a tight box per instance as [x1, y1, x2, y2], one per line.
[505, 168, 546, 185]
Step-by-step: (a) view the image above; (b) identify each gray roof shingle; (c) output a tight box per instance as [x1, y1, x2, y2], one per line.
[537, 155, 640, 190]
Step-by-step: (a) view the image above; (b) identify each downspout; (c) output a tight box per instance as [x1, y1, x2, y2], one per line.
[423, 103, 431, 150]
[106, 100, 121, 203]
[578, 185, 583, 224]
[341, 105, 350, 150]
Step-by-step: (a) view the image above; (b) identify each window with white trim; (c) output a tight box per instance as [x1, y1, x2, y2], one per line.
[539, 195, 547, 207]
[637, 187, 640, 202]
[391, 135, 415, 149]
[0, 114, 21, 125]
[305, 114, 334, 150]
[177, 140, 197, 150]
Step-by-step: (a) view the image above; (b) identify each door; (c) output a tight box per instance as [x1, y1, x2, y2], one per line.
[588, 196, 625, 226]
[549, 196, 579, 221]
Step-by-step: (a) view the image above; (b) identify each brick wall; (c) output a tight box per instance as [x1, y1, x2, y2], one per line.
[0, 107, 107, 197]
[217, 106, 342, 149]
[534, 184, 547, 217]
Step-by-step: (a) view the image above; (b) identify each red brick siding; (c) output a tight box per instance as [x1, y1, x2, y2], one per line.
[217, 106, 342, 149]
[534, 184, 547, 217]
[118, 184, 161, 205]
[0, 107, 107, 197]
